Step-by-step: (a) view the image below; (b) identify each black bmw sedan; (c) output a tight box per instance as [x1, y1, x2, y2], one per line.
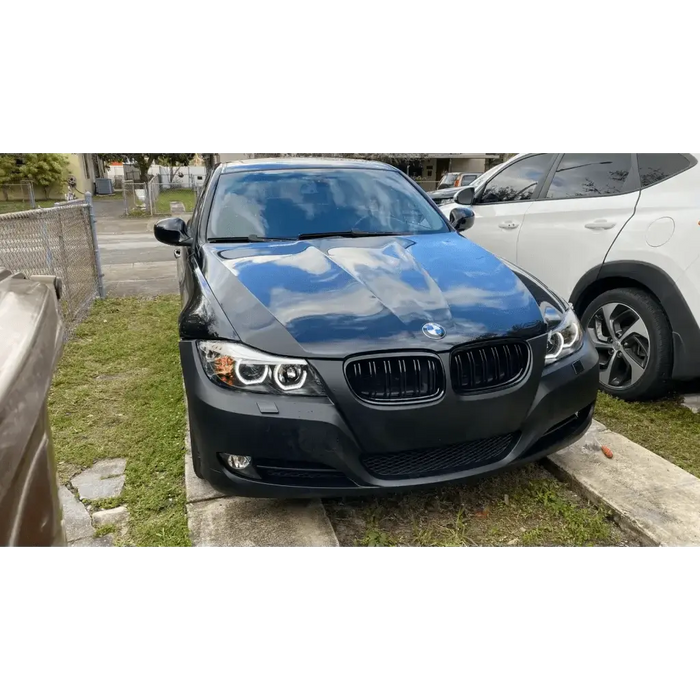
[154, 158, 599, 498]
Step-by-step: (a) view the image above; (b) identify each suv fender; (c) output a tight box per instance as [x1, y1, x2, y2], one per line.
[570, 261, 700, 380]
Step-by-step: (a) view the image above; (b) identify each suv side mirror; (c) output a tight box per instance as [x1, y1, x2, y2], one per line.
[455, 187, 475, 206]
[451, 207, 475, 232]
[154, 218, 191, 247]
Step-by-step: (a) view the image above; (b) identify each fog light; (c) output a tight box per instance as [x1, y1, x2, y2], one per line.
[225, 454, 252, 470]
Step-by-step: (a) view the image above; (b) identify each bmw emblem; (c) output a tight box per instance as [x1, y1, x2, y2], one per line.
[422, 322, 446, 339]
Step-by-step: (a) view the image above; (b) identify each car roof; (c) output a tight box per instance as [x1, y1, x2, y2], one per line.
[221, 158, 397, 174]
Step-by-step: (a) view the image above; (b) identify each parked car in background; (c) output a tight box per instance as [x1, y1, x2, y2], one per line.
[437, 172, 480, 189]
[439, 153, 700, 400]
[154, 158, 599, 498]
[427, 185, 472, 207]
[0, 270, 65, 546]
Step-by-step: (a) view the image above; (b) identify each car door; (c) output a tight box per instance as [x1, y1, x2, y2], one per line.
[177, 177, 208, 306]
[516, 154, 641, 300]
[463, 154, 557, 262]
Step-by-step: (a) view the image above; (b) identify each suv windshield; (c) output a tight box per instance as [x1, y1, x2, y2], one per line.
[208, 168, 450, 241]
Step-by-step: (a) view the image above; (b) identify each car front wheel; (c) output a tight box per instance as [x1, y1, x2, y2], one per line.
[581, 287, 673, 401]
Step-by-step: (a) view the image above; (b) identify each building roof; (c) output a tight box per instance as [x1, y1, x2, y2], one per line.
[221, 158, 396, 173]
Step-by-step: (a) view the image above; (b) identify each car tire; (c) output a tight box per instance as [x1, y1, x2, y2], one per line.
[581, 287, 673, 401]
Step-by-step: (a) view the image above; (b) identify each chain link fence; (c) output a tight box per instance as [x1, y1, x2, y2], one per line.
[1, 181, 36, 208]
[0, 197, 104, 338]
[123, 181, 149, 216]
[147, 174, 202, 216]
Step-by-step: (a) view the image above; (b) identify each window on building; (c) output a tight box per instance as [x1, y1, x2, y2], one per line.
[545, 154, 632, 199]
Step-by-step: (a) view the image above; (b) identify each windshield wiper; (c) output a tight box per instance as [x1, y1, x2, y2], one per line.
[207, 235, 291, 243]
[298, 230, 401, 240]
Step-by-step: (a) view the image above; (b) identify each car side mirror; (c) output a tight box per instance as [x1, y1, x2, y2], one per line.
[451, 207, 475, 233]
[455, 187, 475, 206]
[154, 217, 191, 247]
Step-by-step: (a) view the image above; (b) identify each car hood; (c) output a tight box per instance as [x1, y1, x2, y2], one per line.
[200, 233, 548, 358]
[427, 186, 463, 199]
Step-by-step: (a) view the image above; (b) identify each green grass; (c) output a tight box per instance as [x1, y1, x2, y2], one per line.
[595, 391, 700, 477]
[0, 199, 61, 214]
[48, 297, 189, 546]
[325, 463, 633, 547]
[156, 188, 196, 215]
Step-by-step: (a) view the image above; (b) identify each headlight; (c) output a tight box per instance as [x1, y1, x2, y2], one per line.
[197, 341, 326, 396]
[543, 307, 583, 365]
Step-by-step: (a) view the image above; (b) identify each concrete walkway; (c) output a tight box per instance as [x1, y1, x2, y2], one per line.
[184, 424, 339, 547]
[59, 458, 130, 546]
[548, 420, 700, 546]
[96, 215, 182, 296]
[682, 394, 700, 414]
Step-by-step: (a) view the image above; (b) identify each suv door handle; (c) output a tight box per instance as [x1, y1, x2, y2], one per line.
[498, 221, 519, 230]
[585, 219, 616, 230]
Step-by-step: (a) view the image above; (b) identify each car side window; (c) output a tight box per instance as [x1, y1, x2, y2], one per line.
[479, 154, 553, 204]
[545, 154, 633, 199]
[637, 154, 692, 188]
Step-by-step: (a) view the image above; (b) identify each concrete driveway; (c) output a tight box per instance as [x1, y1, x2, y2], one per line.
[96, 214, 184, 296]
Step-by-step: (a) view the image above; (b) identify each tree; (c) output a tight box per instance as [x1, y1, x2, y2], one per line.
[98, 154, 194, 184]
[17, 153, 69, 199]
[156, 154, 194, 185]
[0, 154, 20, 201]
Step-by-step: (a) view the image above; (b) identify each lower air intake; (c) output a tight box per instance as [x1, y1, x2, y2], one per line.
[361, 433, 519, 480]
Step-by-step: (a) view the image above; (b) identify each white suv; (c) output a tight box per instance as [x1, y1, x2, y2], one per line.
[439, 153, 700, 400]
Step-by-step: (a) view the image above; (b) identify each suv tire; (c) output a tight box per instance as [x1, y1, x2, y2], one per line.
[581, 287, 673, 401]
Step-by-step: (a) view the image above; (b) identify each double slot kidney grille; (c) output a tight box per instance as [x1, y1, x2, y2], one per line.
[346, 356, 443, 403]
[452, 341, 529, 393]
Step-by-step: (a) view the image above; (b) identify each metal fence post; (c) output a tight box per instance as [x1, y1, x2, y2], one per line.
[85, 192, 105, 299]
[23, 180, 36, 209]
[122, 183, 129, 216]
[55, 207, 74, 320]
[39, 216, 56, 274]
[148, 175, 156, 216]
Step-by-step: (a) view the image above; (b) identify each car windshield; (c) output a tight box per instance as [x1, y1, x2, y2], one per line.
[439, 173, 458, 186]
[208, 168, 450, 240]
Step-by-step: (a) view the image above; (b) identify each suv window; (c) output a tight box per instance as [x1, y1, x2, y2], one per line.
[479, 154, 553, 203]
[546, 154, 632, 199]
[638, 154, 691, 188]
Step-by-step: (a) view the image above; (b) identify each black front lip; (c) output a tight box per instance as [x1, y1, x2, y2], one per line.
[181, 338, 600, 498]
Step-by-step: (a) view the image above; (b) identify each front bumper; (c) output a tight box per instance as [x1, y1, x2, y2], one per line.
[181, 336, 600, 498]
